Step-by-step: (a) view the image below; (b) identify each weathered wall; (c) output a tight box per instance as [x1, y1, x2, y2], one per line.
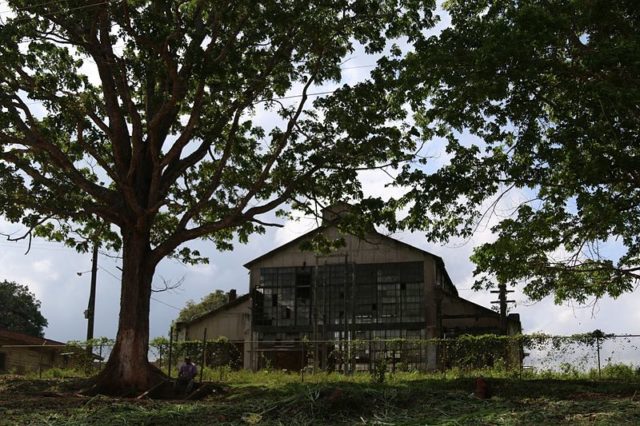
[0, 344, 63, 374]
[247, 226, 447, 369]
[242, 225, 521, 370]
[440, 294, 515, 334]
[180, 298, 252, 368]
[182, 299, 250, 342]
[248, 228, 426, 271]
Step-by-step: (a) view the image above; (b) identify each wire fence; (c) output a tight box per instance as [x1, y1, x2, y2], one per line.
[2, 332, 640, 380]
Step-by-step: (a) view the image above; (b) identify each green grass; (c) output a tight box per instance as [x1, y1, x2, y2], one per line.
[1, 371, 640, 425]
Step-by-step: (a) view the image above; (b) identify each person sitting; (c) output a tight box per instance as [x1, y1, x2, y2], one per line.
[176, 357, 198, 394]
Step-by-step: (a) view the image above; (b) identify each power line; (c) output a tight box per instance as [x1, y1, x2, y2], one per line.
[20, 87, 340, 108]
[0, 0, 75, 15]
[263, 90, 336, 102]
[150, 296, 182, 311]
[341, 64, 375, 71]
[97, 265, 182, 311]
[0, 242, 76, 252]
[8, 1, 112, 23]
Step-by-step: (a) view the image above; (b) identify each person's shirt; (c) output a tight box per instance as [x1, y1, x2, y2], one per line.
[179, 362, 197, 379]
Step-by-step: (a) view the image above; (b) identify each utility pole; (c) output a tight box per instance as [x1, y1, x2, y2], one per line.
[84, 244, 98, 355]
[490, 284, 515, 334]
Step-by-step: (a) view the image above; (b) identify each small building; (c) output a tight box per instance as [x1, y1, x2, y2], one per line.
[0, 328, 67, 374]
[174, 290, 252, 368]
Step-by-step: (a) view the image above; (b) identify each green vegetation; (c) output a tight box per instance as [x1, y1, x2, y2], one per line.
[0, 0, 432, 393]
[2, 370, 640, 425]
[396, 0, 640, 303]
[0, 279, 48, 337]
[176, 290, 229, 323]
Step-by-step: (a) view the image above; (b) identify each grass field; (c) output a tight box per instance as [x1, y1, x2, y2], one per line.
[1, 371, 639, 425]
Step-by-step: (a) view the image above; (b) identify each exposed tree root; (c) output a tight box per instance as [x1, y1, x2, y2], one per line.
[82, 361, 166, 397]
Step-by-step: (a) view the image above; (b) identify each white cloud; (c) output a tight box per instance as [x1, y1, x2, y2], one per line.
[184, 262, 219, 277]
[274, 216, 319, 246]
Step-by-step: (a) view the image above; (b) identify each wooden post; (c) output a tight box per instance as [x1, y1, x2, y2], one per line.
[343, 255, 348, 374]
[350, 261, 356, 374]
[596, 336, 602, 379]
[85, 244, 98, 357]
[300, 340, 305, 383]
[167, 326, 174, 379]
[313, 258, 319, 373]
[491, 284, 515, 335]
[200, 328, 207, 383]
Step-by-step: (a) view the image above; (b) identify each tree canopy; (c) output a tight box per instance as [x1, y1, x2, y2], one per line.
[0, 280, 48, 337]
[396, 0, 640, 304]
[0, 0, 434, 393]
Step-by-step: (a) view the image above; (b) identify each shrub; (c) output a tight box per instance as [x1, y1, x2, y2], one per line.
[371, 358, 387, 384]
[600, 363, 637, 379]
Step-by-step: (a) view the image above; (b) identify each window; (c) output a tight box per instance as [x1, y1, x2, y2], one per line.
[254, 262, 424, 330]
[0, 352, 5, 371]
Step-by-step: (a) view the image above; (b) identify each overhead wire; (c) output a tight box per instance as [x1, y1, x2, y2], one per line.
[97, 264, 182, 311]
[6, 1, 113, 23]
[0, 0, 79, 15]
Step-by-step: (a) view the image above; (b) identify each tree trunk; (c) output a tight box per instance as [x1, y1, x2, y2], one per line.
[89, 229, 165, 395]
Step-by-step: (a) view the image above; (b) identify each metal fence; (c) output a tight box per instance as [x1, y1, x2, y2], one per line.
[2, 333, 639, 378]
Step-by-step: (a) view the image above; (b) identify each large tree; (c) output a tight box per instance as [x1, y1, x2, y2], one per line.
[0, 279, 48, 337]
[0, 0, 433, 393]
[396, 0, 639, 304]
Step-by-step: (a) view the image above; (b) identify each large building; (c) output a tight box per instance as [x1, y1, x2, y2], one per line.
[246, 204, 520, 371]
[177, 203, 521, 371]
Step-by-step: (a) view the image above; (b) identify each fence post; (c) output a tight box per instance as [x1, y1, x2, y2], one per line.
[300, 340, 305, 383]
[168, 326, 174, 379]
[99, 344, 103, 370]
[200, 328, 207, 383]
[596, 336, 602, 379]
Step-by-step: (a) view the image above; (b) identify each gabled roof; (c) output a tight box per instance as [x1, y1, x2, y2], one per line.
[243, 226, 324, 269]
[0, 328, 65, 346]
[244, 224, 443, 268]
[180, 293, 251, 326]
[243, 224, 459, 296]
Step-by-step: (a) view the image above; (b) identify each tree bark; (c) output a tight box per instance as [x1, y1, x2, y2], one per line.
[89, 229, 164, 396]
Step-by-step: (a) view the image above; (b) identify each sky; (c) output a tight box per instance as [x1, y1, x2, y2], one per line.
[1, 2, 639, 351]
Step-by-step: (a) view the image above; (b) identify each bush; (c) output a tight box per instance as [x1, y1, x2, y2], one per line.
[559, 362, 581, 378]
[600, 363, 637, 379]
[371, 358, 387, 384]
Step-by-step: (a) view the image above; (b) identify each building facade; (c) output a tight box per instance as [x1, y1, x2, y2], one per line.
[176, 205, 521, 371]
[245, 205, 521, 371]
[174, 291, 252, 368]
